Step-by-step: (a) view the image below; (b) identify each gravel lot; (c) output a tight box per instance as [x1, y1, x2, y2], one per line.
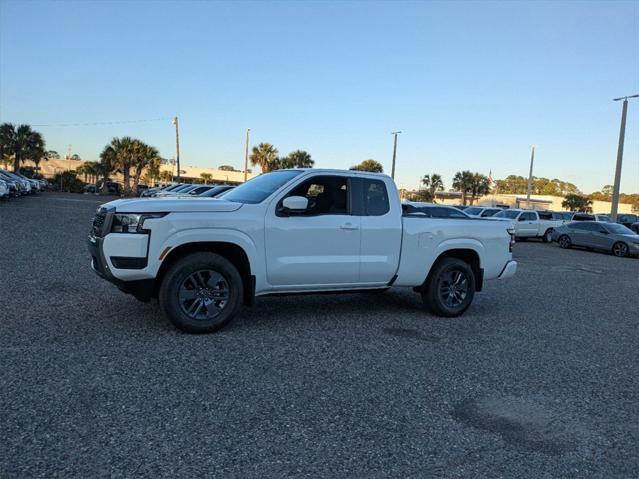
[1, 193, 638, 478]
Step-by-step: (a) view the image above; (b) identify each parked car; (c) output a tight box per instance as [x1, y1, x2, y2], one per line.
[630, 222, 639, 234]
[492, 209, 564, 242]
[98, 181, 121, 196]
[594, 214, 610, 222]
[464, 206, 503, 218]
[198, 185, 235, 198]
[617, 214, 638, 229]
[154, 184, 196, 197]
[0, 178, 9, 198]
[88, 169, 518, 333]
[403, 202, 472, 218]
[0, 170, 30, 195]
[552, 221, 639, 257]
[84, 184, 98, 194]
[181, 185, 218, 196]
[0, 174, 19, 197]
[553, 211, 575, 221]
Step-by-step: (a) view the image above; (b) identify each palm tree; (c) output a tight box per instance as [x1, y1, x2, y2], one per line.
[99, 144, 117, 185]
[250, 143, 280, 173]
[103, 137, 136, 190]
[159, 170, 173, 183]
[200, 173, 213, 184]
[421, 174, 444, 202]
[468, 173, 490, 205]
[0, 123, 46, 172]
[280, 150, 314, 169]
[350, 159, 383, 173]
[452, 170, 474, 205]
[131, 140, 160, 187]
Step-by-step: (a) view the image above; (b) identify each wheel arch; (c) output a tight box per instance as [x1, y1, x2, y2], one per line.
[419, 248, 483, 292]
[155, 241, 254, 305]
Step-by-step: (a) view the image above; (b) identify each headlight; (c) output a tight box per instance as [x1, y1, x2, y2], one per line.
[111, 213, 166, 233]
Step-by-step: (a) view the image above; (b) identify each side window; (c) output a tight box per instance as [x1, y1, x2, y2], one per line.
[283, 175, 349, 216]
[520, 212, 535, 221]
[361, 179, 390, 216]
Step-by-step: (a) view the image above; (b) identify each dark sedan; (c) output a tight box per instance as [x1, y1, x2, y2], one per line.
[551, 221, 639, 258]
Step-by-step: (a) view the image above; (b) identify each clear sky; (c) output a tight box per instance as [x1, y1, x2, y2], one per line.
[1, 0, 638, 193]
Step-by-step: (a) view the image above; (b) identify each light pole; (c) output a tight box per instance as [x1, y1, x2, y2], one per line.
[172, 116, 181, 181]
[391, 131, 401, 180]
[244, 128, 250, 182]
[526, 145, 536, 209]
[610, 94, 638, 222]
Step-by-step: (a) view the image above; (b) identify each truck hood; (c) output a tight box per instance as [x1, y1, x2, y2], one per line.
[101, 197, 243, 213]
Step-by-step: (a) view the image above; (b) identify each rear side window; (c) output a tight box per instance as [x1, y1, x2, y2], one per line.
[352, 178, 390, 216]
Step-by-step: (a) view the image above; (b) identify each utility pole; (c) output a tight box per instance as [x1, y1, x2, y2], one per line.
[244, 128, 250, 182]
[610, 94, 638, 222]
[526, 145, 536, 209]
[172, 116, 180, 181]
[391, 131, 401, 180]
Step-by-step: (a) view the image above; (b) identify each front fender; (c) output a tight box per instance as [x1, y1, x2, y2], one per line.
[151, 227, 260, 276]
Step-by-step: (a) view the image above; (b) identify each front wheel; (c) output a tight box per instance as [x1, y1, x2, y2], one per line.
[542, 229, 553, 243]
[612, 242, 629, 258]
[558, 235, 571, 249]
[422, 258, 476, 317]
[159, 252, 243, 333]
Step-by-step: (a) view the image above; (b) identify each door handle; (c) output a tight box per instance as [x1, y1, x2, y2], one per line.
[340, 222, 359, 230]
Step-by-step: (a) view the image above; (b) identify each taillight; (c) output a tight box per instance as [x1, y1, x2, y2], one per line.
[507, 227, 515, 252]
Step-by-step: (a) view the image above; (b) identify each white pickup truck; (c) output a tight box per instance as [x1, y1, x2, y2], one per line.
[88, 169, 517, 333]
[493, 209, 566, 242]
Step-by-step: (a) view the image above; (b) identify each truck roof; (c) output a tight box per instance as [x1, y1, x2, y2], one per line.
[279, 168, 388, 178]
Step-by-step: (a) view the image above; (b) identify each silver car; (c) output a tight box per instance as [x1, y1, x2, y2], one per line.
[552, 221, 639, 258]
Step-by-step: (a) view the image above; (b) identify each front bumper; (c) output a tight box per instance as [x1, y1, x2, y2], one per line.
[498, 260, 518, 280]
[88, 210, 155, 302]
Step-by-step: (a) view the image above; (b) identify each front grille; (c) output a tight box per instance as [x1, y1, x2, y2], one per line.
[91, 208, 108, 237]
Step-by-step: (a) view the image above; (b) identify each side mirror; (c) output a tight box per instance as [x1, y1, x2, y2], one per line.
[282, 195, 308, 213]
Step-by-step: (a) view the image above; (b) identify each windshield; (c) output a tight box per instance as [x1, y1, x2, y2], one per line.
[465, 207, 482, 215]
[494, 210, 520, 219]
[596, 215, 610, 222]
[604, 223, 634, 235]
[223, 170, 303, 204]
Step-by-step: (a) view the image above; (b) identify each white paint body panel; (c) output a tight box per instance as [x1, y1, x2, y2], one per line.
[95, 169, 517, 294]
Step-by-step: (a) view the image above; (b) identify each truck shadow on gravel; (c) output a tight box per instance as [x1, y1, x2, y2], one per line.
[451, 396, 592, 455]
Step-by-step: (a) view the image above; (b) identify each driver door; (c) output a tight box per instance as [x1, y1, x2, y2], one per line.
[264, 174, 361, 288]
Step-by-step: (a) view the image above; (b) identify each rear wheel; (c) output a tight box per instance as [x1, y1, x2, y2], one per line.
[159, 252, 243, 333]
[422, 258, 475, 317]
[612, 242, 629, 258]
[542, 229, 553, 243]
[558, 235, 571, 249]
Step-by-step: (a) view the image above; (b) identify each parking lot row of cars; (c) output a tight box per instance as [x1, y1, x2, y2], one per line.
[138, 182, 236, 198]
[406, 202, 639, 258]
[0, 169, 48, 198]
[452, 204, 639, 258]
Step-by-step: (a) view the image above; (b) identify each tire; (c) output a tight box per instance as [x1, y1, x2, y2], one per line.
[159, 252, 243, 334]
[612, 242, 629, 258]
[422, 258, 475, 317]
[558, 235, 571, 249]
[542, 229, 553, 243]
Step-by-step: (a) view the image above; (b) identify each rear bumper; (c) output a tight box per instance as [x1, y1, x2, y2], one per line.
[498, 260, 517, 280]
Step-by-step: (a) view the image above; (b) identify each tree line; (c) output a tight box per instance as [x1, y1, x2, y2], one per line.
[2, 123, 636, 208]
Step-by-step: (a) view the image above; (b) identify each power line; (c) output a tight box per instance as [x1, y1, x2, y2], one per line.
[28, 117, 171, 127]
